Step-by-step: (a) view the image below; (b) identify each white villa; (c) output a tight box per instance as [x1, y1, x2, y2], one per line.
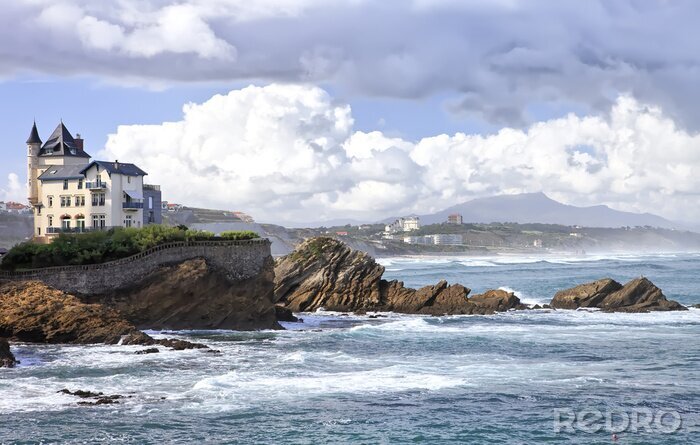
[384, 216, 421, 235]
[26, 121, 162, 242]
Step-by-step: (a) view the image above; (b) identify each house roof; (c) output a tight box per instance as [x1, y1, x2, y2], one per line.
[26, 121, 42, 144]
[80, 160, 147, 177]
[39, 122, 91, 158]
[38, 165, 86, 181]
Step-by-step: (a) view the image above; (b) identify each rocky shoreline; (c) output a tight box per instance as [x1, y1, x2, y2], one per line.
[274, 237, 687, 315]
[0, 237, 691, 373]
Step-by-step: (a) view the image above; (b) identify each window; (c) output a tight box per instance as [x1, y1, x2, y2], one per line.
[148, 196, 153, 210]
[48, 215, 53, 227]
[62, 219, 71, 230]
[78, 179, 83, 189]
[92, 215, 106, 229]
[96, 174, 102, 186]
[75, 196, 85, 207]
[124, 215, 133, 228]
[127, 176, 131, 184]
[37, 227, 41, 236]
[63, 180, 69, 190]
[48, 196, 53, 207]
[60, 196, 71, 207]
[91, 193, 105, 206]
[76, 218, 85, 231]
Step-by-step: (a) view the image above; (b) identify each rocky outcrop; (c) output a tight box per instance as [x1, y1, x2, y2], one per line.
[551, 277, 686, 312]
[0, 338, 18, 368]
[0, 281, 149, 344]
[550, 279, 623, 309]
[275, 237, 525, 315]
[81, 258, 280, 331]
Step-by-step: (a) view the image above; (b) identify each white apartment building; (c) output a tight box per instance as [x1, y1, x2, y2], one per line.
[26, 121, 162, 242]
[384, 216, 421, 234]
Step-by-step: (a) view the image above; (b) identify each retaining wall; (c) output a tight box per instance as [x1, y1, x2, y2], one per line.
[0, 239, 272, 295]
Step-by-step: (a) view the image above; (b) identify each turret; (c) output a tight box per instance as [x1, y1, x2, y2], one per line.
[27, 121, 42, 205]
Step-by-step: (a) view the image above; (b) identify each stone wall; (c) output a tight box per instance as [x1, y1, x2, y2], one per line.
[0, 239, 271, 296]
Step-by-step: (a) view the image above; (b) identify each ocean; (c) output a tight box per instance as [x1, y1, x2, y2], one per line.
[2, 253, 699, 444]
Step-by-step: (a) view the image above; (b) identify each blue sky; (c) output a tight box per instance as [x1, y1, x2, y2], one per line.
[2, 1, 700, 224]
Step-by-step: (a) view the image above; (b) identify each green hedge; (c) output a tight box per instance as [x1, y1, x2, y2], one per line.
[0, 225, 259, 271]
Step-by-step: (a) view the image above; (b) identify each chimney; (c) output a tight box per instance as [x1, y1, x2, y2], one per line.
[114, 160, 119, 170]
[75, 133, 84, 151]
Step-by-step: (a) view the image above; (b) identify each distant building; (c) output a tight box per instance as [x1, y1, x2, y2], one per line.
[0, 202, 6, 212]
[403, 235, 432, 245]
[569, 232, 582, 238]
[430, 234, 463, 245]
[3, 201, 31, 213]
[404, 234, 463, 246]
[533, 239, 543, 248]
[335, 231, 349, 236]
[385, 216, 421, 234]
[447, 213, 463, 225]
[24, 121, 162, 241]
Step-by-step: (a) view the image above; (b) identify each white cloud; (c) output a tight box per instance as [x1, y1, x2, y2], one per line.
[103, 84, 700, 224]
[4, 0, 700, 130]
[0, 174, 23, 202]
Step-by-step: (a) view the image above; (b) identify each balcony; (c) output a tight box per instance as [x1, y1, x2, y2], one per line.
[46, 226, 119, 235]
[123, 201, 144, 209]
[85, 181, 107, 190]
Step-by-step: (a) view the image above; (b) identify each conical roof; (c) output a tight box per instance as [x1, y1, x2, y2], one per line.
[39, 121, 90, 158]
[26, 121, 42, 144]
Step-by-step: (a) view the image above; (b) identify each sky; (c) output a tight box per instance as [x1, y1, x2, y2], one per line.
[1, 0, 700, 224]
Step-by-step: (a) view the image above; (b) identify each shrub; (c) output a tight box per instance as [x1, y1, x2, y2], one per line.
[1, 225, 259, 271]
[220, 230, 259, 240]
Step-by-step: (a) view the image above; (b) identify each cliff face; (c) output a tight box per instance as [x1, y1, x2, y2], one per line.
[83, 258, 280, 330]
[275, 237, 525, 314]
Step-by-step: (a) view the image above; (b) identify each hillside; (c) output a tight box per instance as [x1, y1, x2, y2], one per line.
[415, 193, 678, 229]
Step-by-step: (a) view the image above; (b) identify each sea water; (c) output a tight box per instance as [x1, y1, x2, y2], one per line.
[1, 253, 699, 444]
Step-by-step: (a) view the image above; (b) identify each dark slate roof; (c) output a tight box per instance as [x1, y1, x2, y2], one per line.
[38, 165, 86, 181]
[39, 122, 91, 158]
[80, 160, 147, 177]
[26, 121, 42, 144]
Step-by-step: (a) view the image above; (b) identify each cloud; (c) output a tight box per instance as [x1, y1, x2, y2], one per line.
[3, 0, 700, 130]
[103, 84, 700, 224]
[0, 174, 23, 202]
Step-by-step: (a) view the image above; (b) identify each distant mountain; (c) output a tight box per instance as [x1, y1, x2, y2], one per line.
[411, 193, 681, 229]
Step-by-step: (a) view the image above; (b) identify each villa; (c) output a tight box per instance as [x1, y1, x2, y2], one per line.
[25, 121, 162, 242]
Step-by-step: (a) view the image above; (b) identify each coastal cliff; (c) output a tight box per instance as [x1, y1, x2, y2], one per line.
[0, 240, 281, 331]
[274, 237, 525, 314]
[82, 258, 280, 330]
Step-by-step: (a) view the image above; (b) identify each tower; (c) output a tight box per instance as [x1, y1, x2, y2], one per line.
[26, 121, 42, 205]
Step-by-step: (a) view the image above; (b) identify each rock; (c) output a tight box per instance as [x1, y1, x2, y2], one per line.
[692, 304, 700, 309]
[551, 278, 623, 309]
[0, 338, 18, 368]
[83, 259, 280, 331]
[550, 277, 686, 312]
[0, 281, 148, 344]
[531, 304, 542, 309]
[135, 348, 160, 355]
[469, 289, 526, 314]
[274, 305, 300, 322]
[275, 237, 523, 315]
[151, 338, 208, 351]
[602, 278, 686, 312]
[59, 389, 126, 406]
[275, 238, 384, 312]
